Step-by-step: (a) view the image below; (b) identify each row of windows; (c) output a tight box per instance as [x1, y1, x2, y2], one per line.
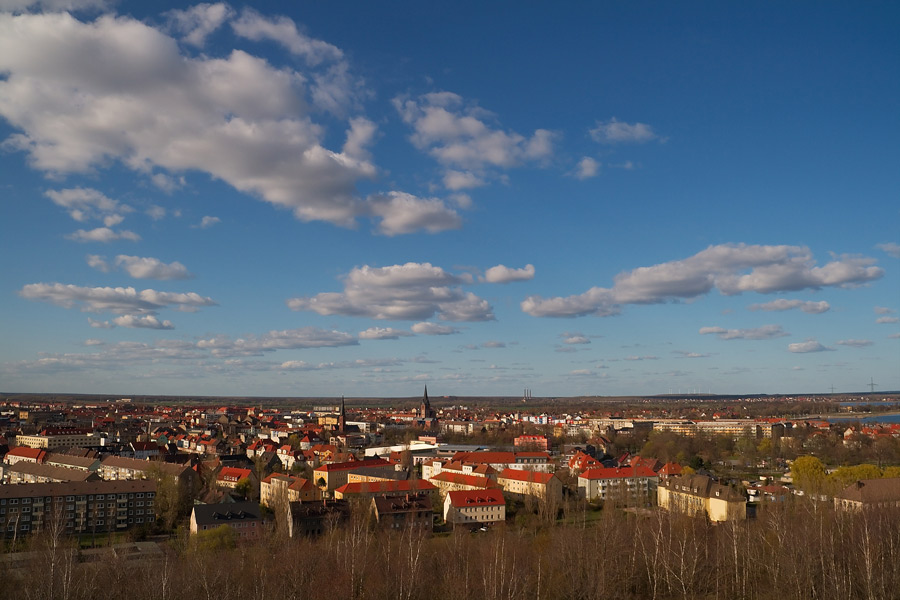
[0, 492, 154, 506]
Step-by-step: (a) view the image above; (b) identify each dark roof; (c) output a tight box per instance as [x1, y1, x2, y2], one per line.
[4, 462, 100, 482]
[373, 493, 432, 515]
[0, 479, 156, 499]
[835, 478, 900, 504]
[192, 501, 261, 526]
[661, 474, 745, 502]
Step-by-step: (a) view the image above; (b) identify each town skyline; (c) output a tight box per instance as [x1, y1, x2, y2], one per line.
[1, 1, 898, 397]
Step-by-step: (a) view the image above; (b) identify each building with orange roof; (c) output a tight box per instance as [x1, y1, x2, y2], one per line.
[443, 489, 506, 527]
[334, 479, 437, 501]
[497, 468, 562, 504]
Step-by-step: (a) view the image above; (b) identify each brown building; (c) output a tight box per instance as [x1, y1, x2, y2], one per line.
[371, 493, 433, 532]
[0, 480, 156, 538]
[834, 478, 900, 511]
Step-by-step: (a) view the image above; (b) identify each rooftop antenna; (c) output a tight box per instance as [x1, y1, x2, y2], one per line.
[868, 378, 877, 394]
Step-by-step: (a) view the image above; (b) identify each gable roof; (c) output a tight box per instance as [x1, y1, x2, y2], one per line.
[835, 478, 900, 504]
[498, 468, 555, 484]
[447, 489, 505, 507]
[335, 479, 436, 495]
[580, 466, 658, 480]
[192, 501, 261, 527]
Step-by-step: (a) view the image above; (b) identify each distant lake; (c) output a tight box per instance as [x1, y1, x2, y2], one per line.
[838, 401, 900, 407]
[828, 413, 900, 424]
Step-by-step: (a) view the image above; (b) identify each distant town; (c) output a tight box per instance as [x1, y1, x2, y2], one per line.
[0, 387, 898, 598]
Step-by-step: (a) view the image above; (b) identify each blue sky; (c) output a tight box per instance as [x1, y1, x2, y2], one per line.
[1, 1, 897, 398]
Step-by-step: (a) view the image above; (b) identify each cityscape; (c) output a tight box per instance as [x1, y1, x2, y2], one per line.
[0, 1, 898, 599]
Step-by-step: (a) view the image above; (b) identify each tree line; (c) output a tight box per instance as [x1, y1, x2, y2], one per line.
[3, 497, 899, 600]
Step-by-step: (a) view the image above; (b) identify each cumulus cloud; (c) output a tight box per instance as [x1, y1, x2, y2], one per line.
[560, 332, 590, 345]
[590, 118, 660, 144]
[788, 340, 833, 353]
[411, 322, 460, 335]
[19, 283, 216, 319]
[748, 299, 830, 314]
[877, 242, 900, 258]
[83, 338, 104, 346]
[197, 327, 357, 357]
[394, 91, 555, 187]
[146, 205, 167, 220]
[87, 318, 113, 328]
[358, 327, 413, 340]
[165, 2, 233, 47]
[876, 316, 899, 324]
[0, 11, 391, 231]
[836, 339, 873, 348]
[45, 188, 128, 223]
[115, 255, 191, 280]
[699, 324, 788, 340]
[483, 263, 535, 284]
[874, 307, 895, 315]
[112, 314, 174, 329]
[194, 216, 221, 229]
[231, 7, 342, 66]
[86, 254, 110, 272]
[367, 192, 461, 236]
[66, 227, 140, 243]
[287, 262, 494, 322]
[522, 243, 883, 317]
[573, 156, 600, 179]
[481, 341, 506, 348]
[0, 0, 109, 12]
[443, 170, 485, 190]
[674, 350, 710, 358]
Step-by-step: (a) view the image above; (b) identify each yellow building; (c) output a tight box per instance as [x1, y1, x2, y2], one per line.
[657, 474, 746, 522]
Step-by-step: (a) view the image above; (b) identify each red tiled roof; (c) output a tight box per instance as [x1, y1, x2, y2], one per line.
[314, 457, 390, 473]
[498, 468, 554, 484]
[447, 489, 505, 507]
[580, 466, 658, 480]
[430, 471, 500, 489]
[5, 447, 47, 461]
[335, 480, 437, 495]
[217, 466, 252, 482]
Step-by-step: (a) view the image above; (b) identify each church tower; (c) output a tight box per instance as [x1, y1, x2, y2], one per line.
[338, 395, 346, 432]
[419, 385, 435, 419]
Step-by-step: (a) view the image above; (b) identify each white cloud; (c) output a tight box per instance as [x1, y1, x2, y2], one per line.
[590, 118, 660, 144]
[0, 0, 110, 12]
[87, 318, 113, 328]
[165, 2, 233, 47]
[231, 7, 342, 66]
[45, 187, 129, 222]
[481, 341, 506, 348]
[560, 332, 590, 345]
[86, 254, 110, 272]
[573, 156, 600, 179]
[411, 322, 460, 335]
[287, 262, 494, 322]
[0, 12, 387, 230]
[342, 116, 377, 160]
[150, 174, 184, 193]
[66, 227, 141, 243]
[748, 299, 830, 314]
[112, 314, 174, 329]
[483, 263, 535, 284]
[442, 170, 486, 191]
[876, 316, 899, 324]
[836, 339, 873, 348]
[569, 369, 593, 376]
[874, 306, 895, 315]
[876, 242, 900, 258]
[788, 340, 833, 353]
[674, 350, 710, 358]
[624, 355, 658, 361]
[146, 205, 167, 220]
[197, 327, 357, 357]
[19, 282, 216, 317]
[114, 255, 192, 280]
[83, 338, 104, 346]
[523, 244, 883, 317]
[394, 91, 555, 186]
[194, 216, 221, 229]
[700, 324, 788, 340]
[889, 333, 900, 339]
[367, 192, 461, 236]
[358, 327, 413, 340]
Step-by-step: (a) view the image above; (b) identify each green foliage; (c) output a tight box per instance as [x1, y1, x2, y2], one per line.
[829, 464, 882, 488]
[195, 524, 237, 552]
[234, 477, 252, 500]
[791, 455, 826, 492]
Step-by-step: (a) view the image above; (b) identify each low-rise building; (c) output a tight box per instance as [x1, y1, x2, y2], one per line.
[16, 428, 95, 450]
[443, 489, 506, 527]
[497, 468, 562, 504]
[3, 461, 101, 484]
[260, 473, 318, 507]
[335, 479, 437, 501]
[190, 501, 262, 540]
[834, 478, 900, 511]
[312, 457, 394, 494]
[657, 474, 746, 522]
[371, 493, 433, 532]
[578, 466, 658, 505]
[3, 446, 48, 466]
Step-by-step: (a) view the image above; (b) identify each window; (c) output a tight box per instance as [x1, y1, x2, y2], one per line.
[22, 498, 30, 504]
[10, 500, 17, 505]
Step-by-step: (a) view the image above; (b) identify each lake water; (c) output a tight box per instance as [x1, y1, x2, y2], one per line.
[828, 413, 900, 424]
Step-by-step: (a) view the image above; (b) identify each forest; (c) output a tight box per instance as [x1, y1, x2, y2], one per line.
[3, 498, 899, 600]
